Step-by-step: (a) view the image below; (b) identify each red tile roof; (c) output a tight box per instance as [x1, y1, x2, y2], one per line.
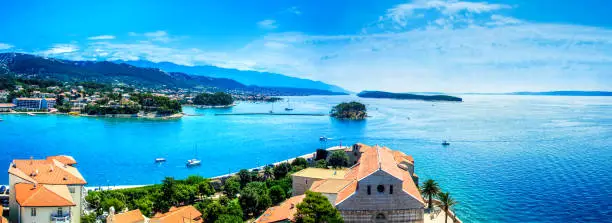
[46, 155, 77, 165]
[255, 195, 305, 223]
[151, 206, 202, 223]
[8, 157, 86, 185]
[14, 183, 75, 207]
[108, 209, 146, 223]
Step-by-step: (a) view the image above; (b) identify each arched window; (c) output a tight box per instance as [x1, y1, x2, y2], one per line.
[376, 213, 386, 219]
[377, 185, 385, 193]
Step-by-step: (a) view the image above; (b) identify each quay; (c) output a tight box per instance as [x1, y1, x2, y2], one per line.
[215, 113, 327, 116]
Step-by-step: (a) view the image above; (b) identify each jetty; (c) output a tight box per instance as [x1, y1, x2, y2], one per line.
[215, 113, 327, 116]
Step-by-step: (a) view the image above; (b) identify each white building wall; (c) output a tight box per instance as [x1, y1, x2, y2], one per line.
[8, 174, 30, 223]
[67, 185, 83, 223]
[19, 206, 75, 223]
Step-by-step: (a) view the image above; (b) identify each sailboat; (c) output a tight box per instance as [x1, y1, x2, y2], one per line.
[269, 103, 274, 114]
[284, 99, 294, 111]
[186, 145, 201, 167]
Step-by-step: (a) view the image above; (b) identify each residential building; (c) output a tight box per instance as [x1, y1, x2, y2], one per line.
[7, 155, 86, 223]
[150, 206, 202, 223]
[12, 98, 56, 110]
[286, 144, 425, 223]
[1, 204, 8, 223]
[255, 195, 305, 223]
[0, 103, 14, 112]
[107, 209, 147, 223]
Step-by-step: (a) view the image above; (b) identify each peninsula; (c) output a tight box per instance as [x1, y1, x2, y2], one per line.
[357, 91, 463, 102]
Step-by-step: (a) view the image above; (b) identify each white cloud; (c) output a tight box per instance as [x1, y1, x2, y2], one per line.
[258, 20, 278, 29]
[285, 6, 301, 15]
[39, 44, 79, 55]
[88, 35, 116, 40]
[0, 43, 14, 50]
[40, 2, 612, 92]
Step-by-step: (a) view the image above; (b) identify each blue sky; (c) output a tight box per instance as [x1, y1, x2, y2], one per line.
[1, 0, 611, 92]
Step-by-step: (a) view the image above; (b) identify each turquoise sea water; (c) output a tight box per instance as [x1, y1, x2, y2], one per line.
[1, 95, 611, 222]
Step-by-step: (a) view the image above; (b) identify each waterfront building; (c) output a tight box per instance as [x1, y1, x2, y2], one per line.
[0, 103, 14, 112]
[7, 155, 86, 223]
[282, 144, 425, 223]
[11, 98, 56, 110]
[255, 195, 305, 223]
[150, 206, 202, 223]
[107, 209, 147, 223]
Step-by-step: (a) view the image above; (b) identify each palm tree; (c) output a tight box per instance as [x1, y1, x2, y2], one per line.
[420, 179, 441, 210]
[437, 192, 458, 223]
[263, 165, 274, 180]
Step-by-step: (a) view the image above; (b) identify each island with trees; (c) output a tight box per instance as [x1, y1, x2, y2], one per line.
[330, 101, 367, 120]
[192, 92, 235, 108]
[357, 91, 463, 102]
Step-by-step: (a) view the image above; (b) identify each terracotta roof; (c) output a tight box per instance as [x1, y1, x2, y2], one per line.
[255, 195, 305, 223]
[0, 103, 14, 108]
[393, 150, 414, 164]
[292, 168, 347, 180]
[14, 183, 75, 207]
[46, 155, 77, 165]
[402, 171, 424, 203]
[309, 179, 354, 194]
[151, 206, 202, 223]
[108, 209, 146, 223]
[334, 180, 358, 205]
[8, 157, 87, 185]
[1, 216, 7, 223]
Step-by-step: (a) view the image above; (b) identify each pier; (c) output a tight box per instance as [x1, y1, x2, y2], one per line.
[214, 113, 327, 116]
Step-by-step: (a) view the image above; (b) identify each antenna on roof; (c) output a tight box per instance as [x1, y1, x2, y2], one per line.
[50, 164, 54, 172]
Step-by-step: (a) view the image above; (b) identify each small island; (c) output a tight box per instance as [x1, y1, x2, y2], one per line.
[330, 101, 367, 120]
[81, 93, 182, 118]
[357, 91, 463, 102]
[192, 92, 235, 108]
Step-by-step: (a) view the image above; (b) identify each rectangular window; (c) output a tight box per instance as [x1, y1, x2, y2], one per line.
[58, 207, 63, 216]
[69, 187, 75, 193]
[390, 185, 394, 194]
[367, 185, 371, 195]
[31, 208, 36, 216]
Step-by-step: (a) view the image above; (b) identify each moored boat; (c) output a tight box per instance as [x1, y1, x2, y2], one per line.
[155, 158, 166, 163]
[186, 159, 201, 166]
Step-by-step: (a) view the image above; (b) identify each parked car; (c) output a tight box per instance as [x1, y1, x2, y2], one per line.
[0, 185, 5, 194]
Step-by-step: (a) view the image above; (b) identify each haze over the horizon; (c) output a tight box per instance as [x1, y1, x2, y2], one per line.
[1, 0, 611, 93]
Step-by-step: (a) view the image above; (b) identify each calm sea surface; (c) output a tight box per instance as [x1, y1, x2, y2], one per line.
[1, 95, 611, 222]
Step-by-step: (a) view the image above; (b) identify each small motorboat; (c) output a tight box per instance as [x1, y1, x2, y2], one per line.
[442, 141, 450, 146]
[155, 158, 166, 163]
[186, 159, 201, 167]
[27, 112, 35, 116]
[284, 107, 294, 111]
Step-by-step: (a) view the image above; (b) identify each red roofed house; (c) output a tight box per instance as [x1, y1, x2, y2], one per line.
[150, 206, 202, 223]
[285, 144, 425, 223]
[107, 208, 147, 223]
[7, 155, 87, 223]
[255, 195, 305, 223]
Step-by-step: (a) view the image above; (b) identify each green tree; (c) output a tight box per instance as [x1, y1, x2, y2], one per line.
[203, 201, 225, 223]
[269, 185, 287, 205]
[291, 158, 309, 168]
[81, 212, 98, 223]
[215, 214, 242, 223]
[237, 169, 254, 187]
[420, 179, 441, 210]
[294, 191, 343, 223]
[100, 198, 126, 213]
[437, 192, 458, 223]
[133, 198, 153, 217]
[175, 184, 198, 204]
[226, 199, 243, 218]
[328, 151, 349, 168]
[263, 165, 274, 180]
[85, 192, 102, 210]
[193, 92, 234, 106]
[273, 163, 292, 179]
[315, 159, 328, 168]
[198, 180, 216, 197]
[239, 182, 272, 218]
[223, 177, 241, 199]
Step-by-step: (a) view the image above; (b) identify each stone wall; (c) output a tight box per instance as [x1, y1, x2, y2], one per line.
[340, 209, 424, 223]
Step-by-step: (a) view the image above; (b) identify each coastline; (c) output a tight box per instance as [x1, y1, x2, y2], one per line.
[0, 111, 184, 120]
[185, 103, 236, 109]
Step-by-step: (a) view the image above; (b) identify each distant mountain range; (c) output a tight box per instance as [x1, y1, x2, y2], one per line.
[0, 53, 347, 96]
[117, 60, 350, 94]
